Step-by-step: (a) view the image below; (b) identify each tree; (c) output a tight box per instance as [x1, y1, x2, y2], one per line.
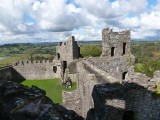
[80, 45, 102, 57]
[28, 49, 37, 62]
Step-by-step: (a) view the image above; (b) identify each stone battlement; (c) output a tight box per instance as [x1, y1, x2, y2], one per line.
[13, 60, 56, 66]
[103, 28, 130, 34]
[57, 36, 76, 46]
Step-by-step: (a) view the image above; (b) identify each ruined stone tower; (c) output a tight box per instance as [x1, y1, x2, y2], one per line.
[56, 36, 80, 82]
[56, 36, 80, 65]
[102, 28, 131, 57]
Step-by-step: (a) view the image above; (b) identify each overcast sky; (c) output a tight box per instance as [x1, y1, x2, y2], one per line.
[0, 0, 160, 44]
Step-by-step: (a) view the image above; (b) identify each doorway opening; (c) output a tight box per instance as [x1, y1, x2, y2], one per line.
[62, 61, 67, 72]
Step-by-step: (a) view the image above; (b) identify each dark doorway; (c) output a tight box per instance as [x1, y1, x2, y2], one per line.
[122, 110, 135, 120]
[122, 72, 127, 80]
[57, 53, 60, 60]
[111, 47, 115, 57]
[123, 43, 126, 55]
[53, 66, 57, 73]
[62, 61, 67, 70]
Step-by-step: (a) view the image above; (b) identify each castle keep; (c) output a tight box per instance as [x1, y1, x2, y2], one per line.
[0, 28, 160, 120]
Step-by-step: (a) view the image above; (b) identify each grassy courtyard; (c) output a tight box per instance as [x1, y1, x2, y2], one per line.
[21, 78, 77, 104]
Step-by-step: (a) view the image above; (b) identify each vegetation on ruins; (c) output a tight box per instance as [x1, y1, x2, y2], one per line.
[21, 79, 77, 104]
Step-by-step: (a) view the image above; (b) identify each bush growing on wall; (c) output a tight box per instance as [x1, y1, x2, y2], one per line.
[80, 45, 102, 57]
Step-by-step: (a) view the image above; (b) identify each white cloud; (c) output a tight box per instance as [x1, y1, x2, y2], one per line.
[0, 0, 160, 43]
[0, 0, 34, 34]
[118, 0, 160, 39]
[140, 11, 160, 30]
[72, 27, 101, 41]
[75, 0, 147, 18]
[119, 17, 140, 28]
[32, 0, 98, 31]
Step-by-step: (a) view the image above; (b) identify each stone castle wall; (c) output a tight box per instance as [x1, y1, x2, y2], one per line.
[86, 56, 132, 82]
[63, 61, 99, 117]
[62, 28, 160, 120]
[12, 60, 61, 80]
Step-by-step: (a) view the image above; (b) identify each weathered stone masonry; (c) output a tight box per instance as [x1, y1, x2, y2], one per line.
[102, 28, 131, 57]
[56, 36, 80, 64]
[62, 28, 160, 120]
[0, 36, 80, 81]
[1, 28, 160, 120]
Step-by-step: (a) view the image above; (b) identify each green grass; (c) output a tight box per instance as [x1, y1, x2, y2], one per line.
[21, 79, 77, 104]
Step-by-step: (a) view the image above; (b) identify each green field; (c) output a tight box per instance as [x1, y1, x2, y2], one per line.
[21, 79, 77, 104]
[0, 54, 29, 67]
[0, 53, 53, 67]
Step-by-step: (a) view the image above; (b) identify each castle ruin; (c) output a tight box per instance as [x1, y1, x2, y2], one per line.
[0, 28, 160, 120]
